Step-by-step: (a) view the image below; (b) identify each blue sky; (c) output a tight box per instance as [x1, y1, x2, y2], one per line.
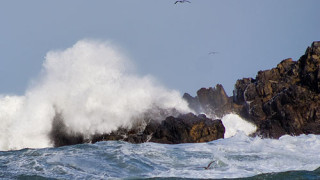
[0, 0, 319, 96]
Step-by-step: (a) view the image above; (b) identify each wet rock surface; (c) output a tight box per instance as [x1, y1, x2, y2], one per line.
[51, 113, 225, 147]
[149, 113, 225, 144]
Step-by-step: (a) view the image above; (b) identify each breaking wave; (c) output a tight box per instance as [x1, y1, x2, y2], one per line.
[0, 40, 191, 151]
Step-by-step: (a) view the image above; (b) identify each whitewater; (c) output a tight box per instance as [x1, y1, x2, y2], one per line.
[1, 134, 320, 179]
[0, 40, 191, 151]
[1, 40, 320, 179]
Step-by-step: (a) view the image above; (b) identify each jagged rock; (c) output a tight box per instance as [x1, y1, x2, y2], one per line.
[183, 84, 234, 118]
[232, 41, 320, 138]
[149, 113, 225, 144]
[197, 84, 229, 112]
[182, 93, 201, 113]
[299, 41, 320, 92]
[197, 84, 229, 108]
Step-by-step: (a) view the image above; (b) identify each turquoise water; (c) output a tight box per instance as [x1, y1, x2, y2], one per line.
[1, 133, 320, 179]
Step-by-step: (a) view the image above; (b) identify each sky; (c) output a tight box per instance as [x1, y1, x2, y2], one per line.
[0, 0, 319, 96]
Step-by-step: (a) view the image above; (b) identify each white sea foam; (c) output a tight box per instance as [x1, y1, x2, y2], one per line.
[221, 113, 257, 138]
[2, 134, 320, 179]
[0, 40, 191, 151]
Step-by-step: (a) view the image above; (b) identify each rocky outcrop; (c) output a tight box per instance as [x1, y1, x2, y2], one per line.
[232, 41, 320, 138]
[51, 112, 225, 147]
[184, 41, 320, 138]
[149, 113, 225, 144]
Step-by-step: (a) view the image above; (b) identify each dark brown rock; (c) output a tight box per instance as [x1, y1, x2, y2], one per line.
[197, 84, 229, 109]
[299, 42, 320, 93]
[232, 41, 320, 138]
[233, 78, 255, 105]
[149, 113, 225, 144]
[50, 112, 225, 147]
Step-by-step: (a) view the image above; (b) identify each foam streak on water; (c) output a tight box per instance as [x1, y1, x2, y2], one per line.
[1, 134, 320, 179]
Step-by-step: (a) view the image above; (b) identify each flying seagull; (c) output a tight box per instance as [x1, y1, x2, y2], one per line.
[174, 0, 191, 4]
[199, 160, 215, 170]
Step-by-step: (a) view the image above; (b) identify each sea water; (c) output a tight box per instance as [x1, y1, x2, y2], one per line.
[1, 133, 320, 179]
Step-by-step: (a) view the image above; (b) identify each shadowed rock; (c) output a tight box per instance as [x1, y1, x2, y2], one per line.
[49, 113, 85, 147]
[182, 93, 201, 113]
[50, 112, 224, 147]
[183, 84, 234, 118]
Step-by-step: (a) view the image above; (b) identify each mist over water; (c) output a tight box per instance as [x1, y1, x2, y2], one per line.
[0, 40, 191, 151]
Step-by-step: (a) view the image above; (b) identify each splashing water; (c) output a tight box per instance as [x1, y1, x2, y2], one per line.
[221, 114, 257, 138]
[1, 133, 320, 179]
[0, 40, 191, 151]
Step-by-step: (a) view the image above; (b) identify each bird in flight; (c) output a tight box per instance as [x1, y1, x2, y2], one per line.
[174, 0, 191, 4]
[204, 160, 215, 170]
[209, 51, 219, 55]
[198, 160, 215, 170]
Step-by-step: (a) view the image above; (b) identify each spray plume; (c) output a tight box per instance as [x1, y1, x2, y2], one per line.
[0, 40, 191, 151]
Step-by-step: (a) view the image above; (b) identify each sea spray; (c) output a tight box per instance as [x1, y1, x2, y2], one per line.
[0, 40, 191, 151]
[221, 114, 257, 138]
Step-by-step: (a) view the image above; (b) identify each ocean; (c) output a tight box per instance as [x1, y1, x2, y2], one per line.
[1, 133, 320, 179]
